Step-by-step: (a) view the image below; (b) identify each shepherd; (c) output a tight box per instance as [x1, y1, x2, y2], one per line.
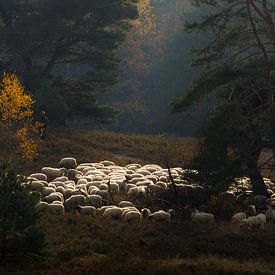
[39, 111, 49, 139]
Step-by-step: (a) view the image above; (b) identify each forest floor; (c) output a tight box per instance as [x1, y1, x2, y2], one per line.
[2, 128, 275, 274]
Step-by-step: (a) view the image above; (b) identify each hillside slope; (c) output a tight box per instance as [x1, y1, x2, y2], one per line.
[16, 128, 197, 175]
[3, 129, 275, 274]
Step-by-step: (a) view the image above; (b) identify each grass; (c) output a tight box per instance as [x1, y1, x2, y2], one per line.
[13, 128, 198, 175]
[2, 215, 275, 274]
[2, 128, 275, 274]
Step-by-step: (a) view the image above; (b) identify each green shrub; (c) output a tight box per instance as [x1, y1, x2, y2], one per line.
[0, 161, 46, 260]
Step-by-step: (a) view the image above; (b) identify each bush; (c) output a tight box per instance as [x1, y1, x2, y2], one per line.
[0, 161, 46, 260]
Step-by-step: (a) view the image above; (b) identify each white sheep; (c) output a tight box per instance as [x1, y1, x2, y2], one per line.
[148, 210, 172, 223]
[136, 180, 151, 187]
[232, 212, 246, 223]
[125, 184, 136, 193]
[42, 187, 56, 196]
[159, 176, 168, 183]
[79, 166, 95, 173]
[100, 168, 111, 175]
[127, 186, 146, 201]
[114, 179, 126, 192]
[68, 169, 82, 180]
[100, 160, 115, 166]
[47, 204, 65, 215]
[156, 181, 167, 189]
[121, 207, 139, 218]
[30, 181, 44, 192]
[87, 182, 100, 189]
[56, 186, 66, 195]
[30, 173, 47, 181]
[130, 178, 145, 185]
[88, 186, 99, 195]
[65, 195, 86, 209]
[247, 205, 256, 217]
[41, 167, 67, 181]
[48, 183, 57, 189]
[77, 178, 88, 185]
[54, 176, 68, 182]
[44, 192, 64, 204]
[126, 164, 142, 170]
[75, 184, 87, 192]
[86, 195, 103, 208]
[130, 173, 144, 180]
[102, 207, 122, 219]
[124, 210, 141, 223]
[59, 157, 77, 169]
[51, 181, 66, 189]
[191, 212, 215, 224]
[71, 189, 88, 197]
[266, 207, 275, 223]
[64, 181, 75, 188]
[75, 205, 96, 217]
[143, 164, 162, 172]
[109, 182, 120, 194]
[118, 201, 134, 208]
[135, 169, 150, 176]
[39, 181, 48, 187]
[99, 183, 109, 190]
[148, 183, 163, 193]
[125, 169, 135, 175]
[94, 190, 109, 199]
[141, 208, 151, 219]
[35, 201, 48, 211]
[52, 201, 63, 205]
[97, 206, 116, 216]
[145, 175, 159, 184]
[64, 188, 73, 199]
[240, 213, 266, 229]
[94, 175, 105, 181]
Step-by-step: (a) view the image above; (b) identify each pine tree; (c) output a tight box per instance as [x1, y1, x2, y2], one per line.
[0, 0, 139, 125]
[0, 161, 45, 260]
[173, 0, 275, 195]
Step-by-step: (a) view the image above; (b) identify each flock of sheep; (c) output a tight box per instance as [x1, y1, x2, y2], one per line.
[27, 157, 275, 228]
[29, 158, 182, 223]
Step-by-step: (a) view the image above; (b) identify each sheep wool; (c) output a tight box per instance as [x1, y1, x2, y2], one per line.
[59, 157, 77, 169]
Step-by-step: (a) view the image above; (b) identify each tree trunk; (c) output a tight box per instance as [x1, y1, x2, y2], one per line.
[247, 139, 268, 196]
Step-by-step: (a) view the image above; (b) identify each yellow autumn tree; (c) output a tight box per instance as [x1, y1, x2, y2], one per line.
[0, 72, 39, 161]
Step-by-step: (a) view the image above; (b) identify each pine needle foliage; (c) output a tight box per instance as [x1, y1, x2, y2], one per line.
[0, 161, 46, 260]
[173, 0, 275, 195]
